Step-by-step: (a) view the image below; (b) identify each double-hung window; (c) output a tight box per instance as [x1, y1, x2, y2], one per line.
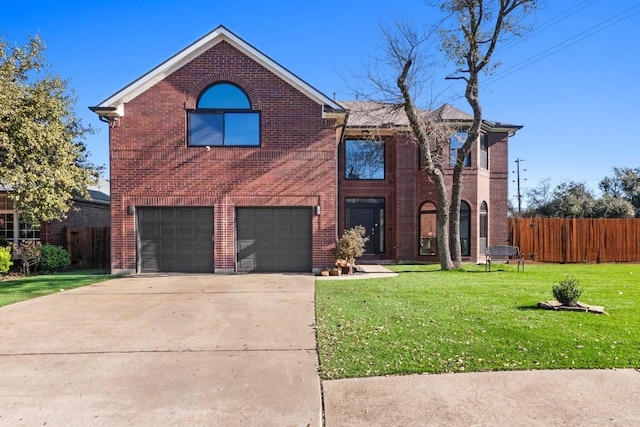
[188, 82, 260, 147]
[449, 131, 471, 167]
[479, 133, 489, 169]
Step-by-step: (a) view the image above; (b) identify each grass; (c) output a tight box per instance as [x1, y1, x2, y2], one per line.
[316, 263, 640, 379]
[0, 269, 115, 307]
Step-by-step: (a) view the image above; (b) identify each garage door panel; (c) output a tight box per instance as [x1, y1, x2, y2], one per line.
[138, 207, 213, 273]
[178, 209, 195, 220]
[159, 210, 176, 220]
[236, 207, 311, 273]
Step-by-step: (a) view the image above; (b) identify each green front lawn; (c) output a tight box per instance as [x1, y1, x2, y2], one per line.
[0, 270, 115, 307]
[316, 263, 640, 379]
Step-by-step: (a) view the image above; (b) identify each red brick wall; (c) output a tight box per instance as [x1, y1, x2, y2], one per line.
[109, 41, 338, 272]
[488, 132, 510, 246]
[339, 130, 512, 263]
[40, 200, 111, 248]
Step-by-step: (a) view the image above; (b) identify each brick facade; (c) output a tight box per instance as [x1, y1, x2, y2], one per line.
[39, 199, 111, 247]
[93, 27, 519, 272]
[339, 129, 513, 263]
[107, 40, 339, 273]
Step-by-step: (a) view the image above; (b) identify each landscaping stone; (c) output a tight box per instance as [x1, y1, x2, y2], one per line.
[538, 300, 607, 314]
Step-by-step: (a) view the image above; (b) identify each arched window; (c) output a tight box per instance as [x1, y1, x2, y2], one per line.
[419, 201, 437, 256]
[197, 83, 250, 109]
[188, 82, 260, 147]
[479, 201, 488, 255]
[460, 201, 471, 256]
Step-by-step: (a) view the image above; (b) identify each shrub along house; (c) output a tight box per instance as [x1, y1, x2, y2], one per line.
[90, 25, 522, 274]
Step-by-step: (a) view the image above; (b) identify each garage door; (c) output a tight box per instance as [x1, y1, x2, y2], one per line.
[236, 207, 312, 272]
[137, 207, 213, 273]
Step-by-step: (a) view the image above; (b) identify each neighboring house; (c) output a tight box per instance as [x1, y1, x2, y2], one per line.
[90, 25, 521, 274]
[0, 189, 110, 247]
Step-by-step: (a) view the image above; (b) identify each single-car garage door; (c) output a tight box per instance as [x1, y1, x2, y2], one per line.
[137, 207, 213, 273]
[236, 207, 312, 272]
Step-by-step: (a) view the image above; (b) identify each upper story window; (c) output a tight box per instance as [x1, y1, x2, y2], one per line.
[345, 139, 385, 180]
[449, 131, 471, 167]
[479, 133, 489, 169]
[187, 82, 260, 147]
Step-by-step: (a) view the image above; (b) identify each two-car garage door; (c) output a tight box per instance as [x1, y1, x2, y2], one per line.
[137, 207, 311, 273]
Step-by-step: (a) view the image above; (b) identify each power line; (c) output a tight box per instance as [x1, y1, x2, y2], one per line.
[483, 4, 640, 87]
[495, 0, 600, 55]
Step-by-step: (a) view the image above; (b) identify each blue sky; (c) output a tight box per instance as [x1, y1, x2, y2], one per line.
[2, 1, 639, 204]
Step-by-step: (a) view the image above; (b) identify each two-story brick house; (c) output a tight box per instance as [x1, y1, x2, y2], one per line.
[338, 101, 521, 264]
[90, 26, 521, 274]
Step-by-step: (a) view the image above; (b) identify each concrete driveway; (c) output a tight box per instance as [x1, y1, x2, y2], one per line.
[0, 274, 320, 426]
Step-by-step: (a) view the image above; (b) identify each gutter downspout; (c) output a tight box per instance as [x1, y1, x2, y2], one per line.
[335, 112, 349, 243]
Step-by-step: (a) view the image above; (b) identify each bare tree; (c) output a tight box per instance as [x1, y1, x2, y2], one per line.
[440, 0, 537, 266]
[351, 1, 536, 269]
[393, 0, 537, 268]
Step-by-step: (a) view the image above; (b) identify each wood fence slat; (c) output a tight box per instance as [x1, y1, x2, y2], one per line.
[64, 226, 110, 269]
[509, 218, 640, 263]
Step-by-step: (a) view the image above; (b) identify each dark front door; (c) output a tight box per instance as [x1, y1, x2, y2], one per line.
[346, 198, 384, 254]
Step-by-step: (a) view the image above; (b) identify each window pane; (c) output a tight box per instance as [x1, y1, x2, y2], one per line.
[19, 221, 40, 240]
[189, 112, 224, 146]
[224, 113, 260, 146]
[419, 202, 437, 256]
[450, 131, 471, 167]
[345, 139, 385, 180]
[480, 134, 488, 169]
[197, 83, 250, 109]
[460, 201, 470, 256]
[0, 213, 15, 240]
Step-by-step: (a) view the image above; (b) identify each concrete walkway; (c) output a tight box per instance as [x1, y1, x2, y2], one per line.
[0, 274, 320, 426]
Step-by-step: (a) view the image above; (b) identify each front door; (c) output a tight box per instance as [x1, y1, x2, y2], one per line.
[345, 198, 384, 254]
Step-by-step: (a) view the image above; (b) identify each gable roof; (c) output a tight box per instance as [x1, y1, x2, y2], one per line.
[90, 25, 345, 119]
[341, 100, 522, 133]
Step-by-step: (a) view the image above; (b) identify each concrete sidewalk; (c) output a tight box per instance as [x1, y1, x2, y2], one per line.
[0, 274, 320, 426]
[324, 368, 640, 426]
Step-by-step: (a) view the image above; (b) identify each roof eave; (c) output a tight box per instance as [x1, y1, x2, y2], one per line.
[90, 25, 343, 116]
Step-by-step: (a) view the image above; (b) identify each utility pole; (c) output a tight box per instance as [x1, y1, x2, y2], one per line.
[513, 158, 526, 213]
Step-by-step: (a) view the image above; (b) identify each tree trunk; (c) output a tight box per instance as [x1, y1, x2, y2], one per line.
[434, 171, 454, 270]
[397, 58, 454, 269]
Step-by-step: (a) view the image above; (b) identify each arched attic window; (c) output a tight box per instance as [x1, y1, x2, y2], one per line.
[188, 82, 260, 147]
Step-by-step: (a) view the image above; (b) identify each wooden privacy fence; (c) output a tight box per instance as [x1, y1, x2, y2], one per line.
[64, 226, 110, 269]
[509, 218, 640, 263]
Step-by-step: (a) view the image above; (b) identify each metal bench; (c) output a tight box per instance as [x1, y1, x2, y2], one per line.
[485, 245, 524, 271]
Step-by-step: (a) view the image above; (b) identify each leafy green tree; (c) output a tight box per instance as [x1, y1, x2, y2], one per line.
[524, 179, 634, 218]
[0, 35, 101, 224]
[592, 195, 635, 218]
[599, 167, 640, 217]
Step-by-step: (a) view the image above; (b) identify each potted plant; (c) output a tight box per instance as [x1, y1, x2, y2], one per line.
[333, 226, 369, 274]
